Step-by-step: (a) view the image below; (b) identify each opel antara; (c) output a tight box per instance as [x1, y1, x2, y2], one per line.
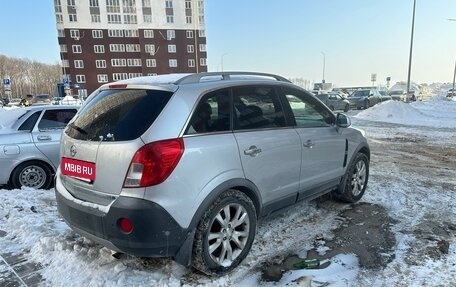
[55, 72, 370, 275]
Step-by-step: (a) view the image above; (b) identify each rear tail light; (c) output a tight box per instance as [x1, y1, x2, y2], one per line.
[118, 218, 134, 234]
[123, 138, 184, 188]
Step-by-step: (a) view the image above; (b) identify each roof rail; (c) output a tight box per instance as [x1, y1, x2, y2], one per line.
[175, 72, 291, 84]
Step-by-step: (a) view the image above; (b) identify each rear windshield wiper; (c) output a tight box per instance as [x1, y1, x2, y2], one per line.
[68, 123, 88, 135]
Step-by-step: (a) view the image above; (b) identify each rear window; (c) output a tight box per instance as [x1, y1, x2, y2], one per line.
[65, 89, 172, 141]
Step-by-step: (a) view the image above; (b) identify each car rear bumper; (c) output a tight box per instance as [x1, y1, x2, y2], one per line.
[55, 176, 190, 260]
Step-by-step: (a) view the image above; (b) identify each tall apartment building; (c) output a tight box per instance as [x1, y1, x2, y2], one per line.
[54, 0, 207, 95]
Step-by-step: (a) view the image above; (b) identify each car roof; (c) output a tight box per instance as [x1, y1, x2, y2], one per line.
[100, 72, 293, 92]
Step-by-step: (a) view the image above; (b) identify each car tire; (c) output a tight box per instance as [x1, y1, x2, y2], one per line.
[192, 189, 257, 275]
[364, 100, 369, 109]
[335, 153, 369, 203]
[11, 161, 53, 190]
[344, 104, 349, 112]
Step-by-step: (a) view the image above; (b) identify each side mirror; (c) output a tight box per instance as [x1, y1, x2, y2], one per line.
[336, 113, 351, 128]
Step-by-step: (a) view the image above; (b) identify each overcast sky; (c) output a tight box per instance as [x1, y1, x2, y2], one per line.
[0, 0, 455, 87]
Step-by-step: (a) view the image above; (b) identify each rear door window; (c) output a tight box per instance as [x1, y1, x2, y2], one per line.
[66, 89, 172, 141]
[38, 109, 77, 130]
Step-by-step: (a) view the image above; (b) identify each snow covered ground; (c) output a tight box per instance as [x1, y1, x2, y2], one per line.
[0, 97, 455, 286]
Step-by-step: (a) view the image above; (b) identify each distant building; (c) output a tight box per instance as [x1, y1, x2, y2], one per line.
[54, 0, 207, 95]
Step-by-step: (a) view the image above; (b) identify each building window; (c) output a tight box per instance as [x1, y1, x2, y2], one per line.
[127, 59, 142, 67]
[169, 59, 177, 67]
[198, 15, 204, 25]
[106, 0, 120, 13]
[96, 60, 106, 68]
[146, 59, 156, 67]
[91, 14, 101, 22]
[186, 16, 192, 24]
[76, 75, 86, 83]
[92, 30, 103, 38]
[89, 0, 99, 7]
[185, 0, 191, 9]
[143, 15, 152, 23]
[200, 58, 207, 66]
[166, 15, 174, 23]
[72, 45, 82, 53]
[126, 44, 140, 52]
[165, 0, 173, 8]
[167, 30, 175, 40]
[74, 60, 84, 68]
[147, 73, 158, 76]
[142, 0, 151, 7]
[62, 60, 69, 67]
[97, 74, 108, 83]
[70, 29, 80, 38]
[67, 0, 75, 6]
[199, 44, 206, 52]
[69, 14, 78, 22]
[124, 29, 139, 37]
[109, 44, 125, 52]
[144, 30, 154, 38]
[129, 73, 143, 78]
[94, 45, 105, 53]
[56, 14, 63, 23]
[168, 45, 176, 53]
[58, 29, 65, 37]
[199, 30, 205, 37]
[111, 59, 127, 67]
[107, 14, 122, 24]
[60, 44, 67, 53]
[123, 14, 137, 24]
[144, 44, 156, 55]
[187, 45, 194, 53]
[108, 29, 124, 37]
[188, 59, 195, 67]
[186, 30, 193, 38]
[113, 73, 128, 81]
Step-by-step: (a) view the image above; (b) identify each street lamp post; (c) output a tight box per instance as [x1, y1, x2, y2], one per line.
[449, 19, 456, 97]
[221, 53, 228, 72]
[406, 0, 416, 100]
[320, 52, 326, 83]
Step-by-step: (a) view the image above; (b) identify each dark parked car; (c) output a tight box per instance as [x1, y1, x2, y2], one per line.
[379, 90, 392, 102]
[347, 89, 382, 109]
[32, 94, 52, 106]
[316, 93, 350, 112]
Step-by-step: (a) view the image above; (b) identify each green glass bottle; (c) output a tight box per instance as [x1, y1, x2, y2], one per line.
[293, 259, 320, 269]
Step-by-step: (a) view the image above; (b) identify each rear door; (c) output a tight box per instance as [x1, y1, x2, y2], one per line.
[232, 85, 301, 208]
[60, 88, 173, 196]
[280, 87, 345, 198]
[32, 108, 77, 167]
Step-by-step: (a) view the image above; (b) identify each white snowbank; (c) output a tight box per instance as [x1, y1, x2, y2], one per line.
[354, 99, 456, 128]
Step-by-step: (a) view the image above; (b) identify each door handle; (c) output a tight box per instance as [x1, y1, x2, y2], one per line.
[244, 146, 262, 157]
[303, 140, 314, 148]
[37, 135, 52, 141]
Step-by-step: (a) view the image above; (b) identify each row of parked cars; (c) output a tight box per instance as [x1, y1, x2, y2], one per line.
[313, 88, 410, 112]
[0, 72, 370, 275]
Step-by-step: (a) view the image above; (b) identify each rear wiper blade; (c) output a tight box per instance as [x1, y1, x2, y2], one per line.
[68, 123, 88, 135]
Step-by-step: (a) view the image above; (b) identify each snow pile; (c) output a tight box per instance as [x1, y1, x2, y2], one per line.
[354, 99, 456, 128]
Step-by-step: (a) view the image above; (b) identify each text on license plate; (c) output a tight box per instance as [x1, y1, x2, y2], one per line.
[61, 157, 96, 181]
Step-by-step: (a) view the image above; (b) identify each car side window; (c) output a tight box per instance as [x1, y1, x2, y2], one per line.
[186, 89, 231, 134]
[38, 109, 77, 130]
[233, 86, 286, 130]
[282, 88, 334, 128]
[18, 111, 41, 131]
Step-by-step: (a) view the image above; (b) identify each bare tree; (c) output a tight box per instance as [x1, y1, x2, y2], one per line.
[0, 54, 61, 99]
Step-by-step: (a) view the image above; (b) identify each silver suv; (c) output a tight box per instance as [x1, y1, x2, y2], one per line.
[55, 72, 370, 275]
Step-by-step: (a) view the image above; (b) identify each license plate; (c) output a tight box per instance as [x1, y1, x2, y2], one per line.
[61, 157, 96, 181]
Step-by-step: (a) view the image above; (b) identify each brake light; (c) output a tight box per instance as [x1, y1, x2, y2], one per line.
[123, 138, 184, 188]
[108, 84, 128, 89]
